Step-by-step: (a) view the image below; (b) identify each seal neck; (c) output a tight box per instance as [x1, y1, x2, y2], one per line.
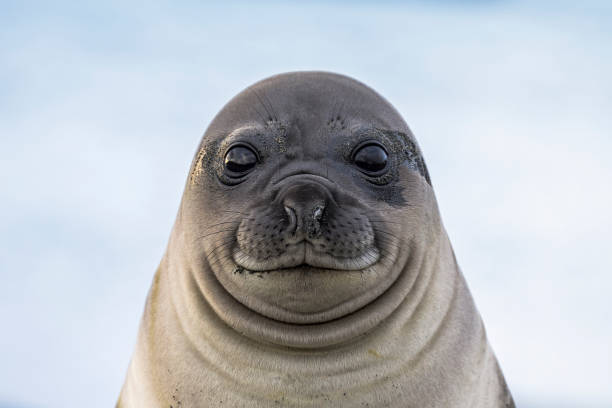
[125, 221, 492, 407]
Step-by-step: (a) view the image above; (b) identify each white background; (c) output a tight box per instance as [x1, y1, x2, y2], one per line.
[1, 1, 610, 407]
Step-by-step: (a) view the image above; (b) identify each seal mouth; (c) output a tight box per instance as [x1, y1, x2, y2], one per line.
[233, 241, 380, 272]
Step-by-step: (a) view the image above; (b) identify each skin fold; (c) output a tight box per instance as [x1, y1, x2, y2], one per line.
[117, 72, 515, 407]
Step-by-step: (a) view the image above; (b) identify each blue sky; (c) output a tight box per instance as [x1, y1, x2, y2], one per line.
[1, 1, 611, 407]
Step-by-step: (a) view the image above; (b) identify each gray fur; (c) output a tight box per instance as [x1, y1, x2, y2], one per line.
[118, 71, 514, 407]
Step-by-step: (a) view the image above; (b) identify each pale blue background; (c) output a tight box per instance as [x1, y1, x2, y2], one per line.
[1, 1, 611, 407]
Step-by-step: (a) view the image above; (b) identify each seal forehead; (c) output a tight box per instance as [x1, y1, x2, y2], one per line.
[204, 71, 410, 142]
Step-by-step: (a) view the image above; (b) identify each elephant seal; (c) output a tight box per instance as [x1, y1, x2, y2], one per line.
[118, 72, 514, 407]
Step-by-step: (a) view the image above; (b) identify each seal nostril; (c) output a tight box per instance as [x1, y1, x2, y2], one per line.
[313, 205, 324, 222]
[284, 205, 298, 234]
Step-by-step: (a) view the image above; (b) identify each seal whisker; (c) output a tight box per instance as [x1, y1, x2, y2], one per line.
[199, 220, 242, 230]
[194, 228, 238, 242]
[371, 227, 403, 239]
[202, 237, 238, 259]
[261, 90, 279, 122]
[367, 220, 405, 226]
[247, 90, 270, 125]
[252, 89, 275, 122]
[218, 210, 250, 217]
[207, 252, 236, 270]
[205, 246, 240, 271]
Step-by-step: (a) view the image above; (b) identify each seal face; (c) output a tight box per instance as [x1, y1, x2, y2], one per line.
[184, 73, 433, 330]
[118, 72, 514, 408]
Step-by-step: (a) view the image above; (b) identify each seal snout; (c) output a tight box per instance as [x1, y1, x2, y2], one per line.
[281, 183, 327, 240]
[233, 178, 379, 272]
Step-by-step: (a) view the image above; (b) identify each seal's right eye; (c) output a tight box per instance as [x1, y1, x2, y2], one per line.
[353, 143, 388, 175]
[224, 145, 258, 176]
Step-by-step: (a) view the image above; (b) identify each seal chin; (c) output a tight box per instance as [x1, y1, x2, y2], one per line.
[232, 242, 380, 272]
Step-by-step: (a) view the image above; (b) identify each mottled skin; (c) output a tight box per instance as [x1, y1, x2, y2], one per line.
[118, 72, 514, 407]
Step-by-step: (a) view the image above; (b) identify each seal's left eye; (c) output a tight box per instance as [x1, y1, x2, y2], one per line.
[353, 143, 388, 174]
[224, 145, 257, 176]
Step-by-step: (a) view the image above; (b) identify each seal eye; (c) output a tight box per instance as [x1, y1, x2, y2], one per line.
[224, 145, 257, 176]
[353, 143, 388, 174]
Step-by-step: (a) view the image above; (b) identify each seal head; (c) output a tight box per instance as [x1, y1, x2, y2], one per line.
[118, 72, 514, 408]
[183, 72, 433, 344]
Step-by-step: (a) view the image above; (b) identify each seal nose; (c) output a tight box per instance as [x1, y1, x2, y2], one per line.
[281, 183, 327, 239]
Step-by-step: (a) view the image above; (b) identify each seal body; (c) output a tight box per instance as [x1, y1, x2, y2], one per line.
[118, 72, 514, 407]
